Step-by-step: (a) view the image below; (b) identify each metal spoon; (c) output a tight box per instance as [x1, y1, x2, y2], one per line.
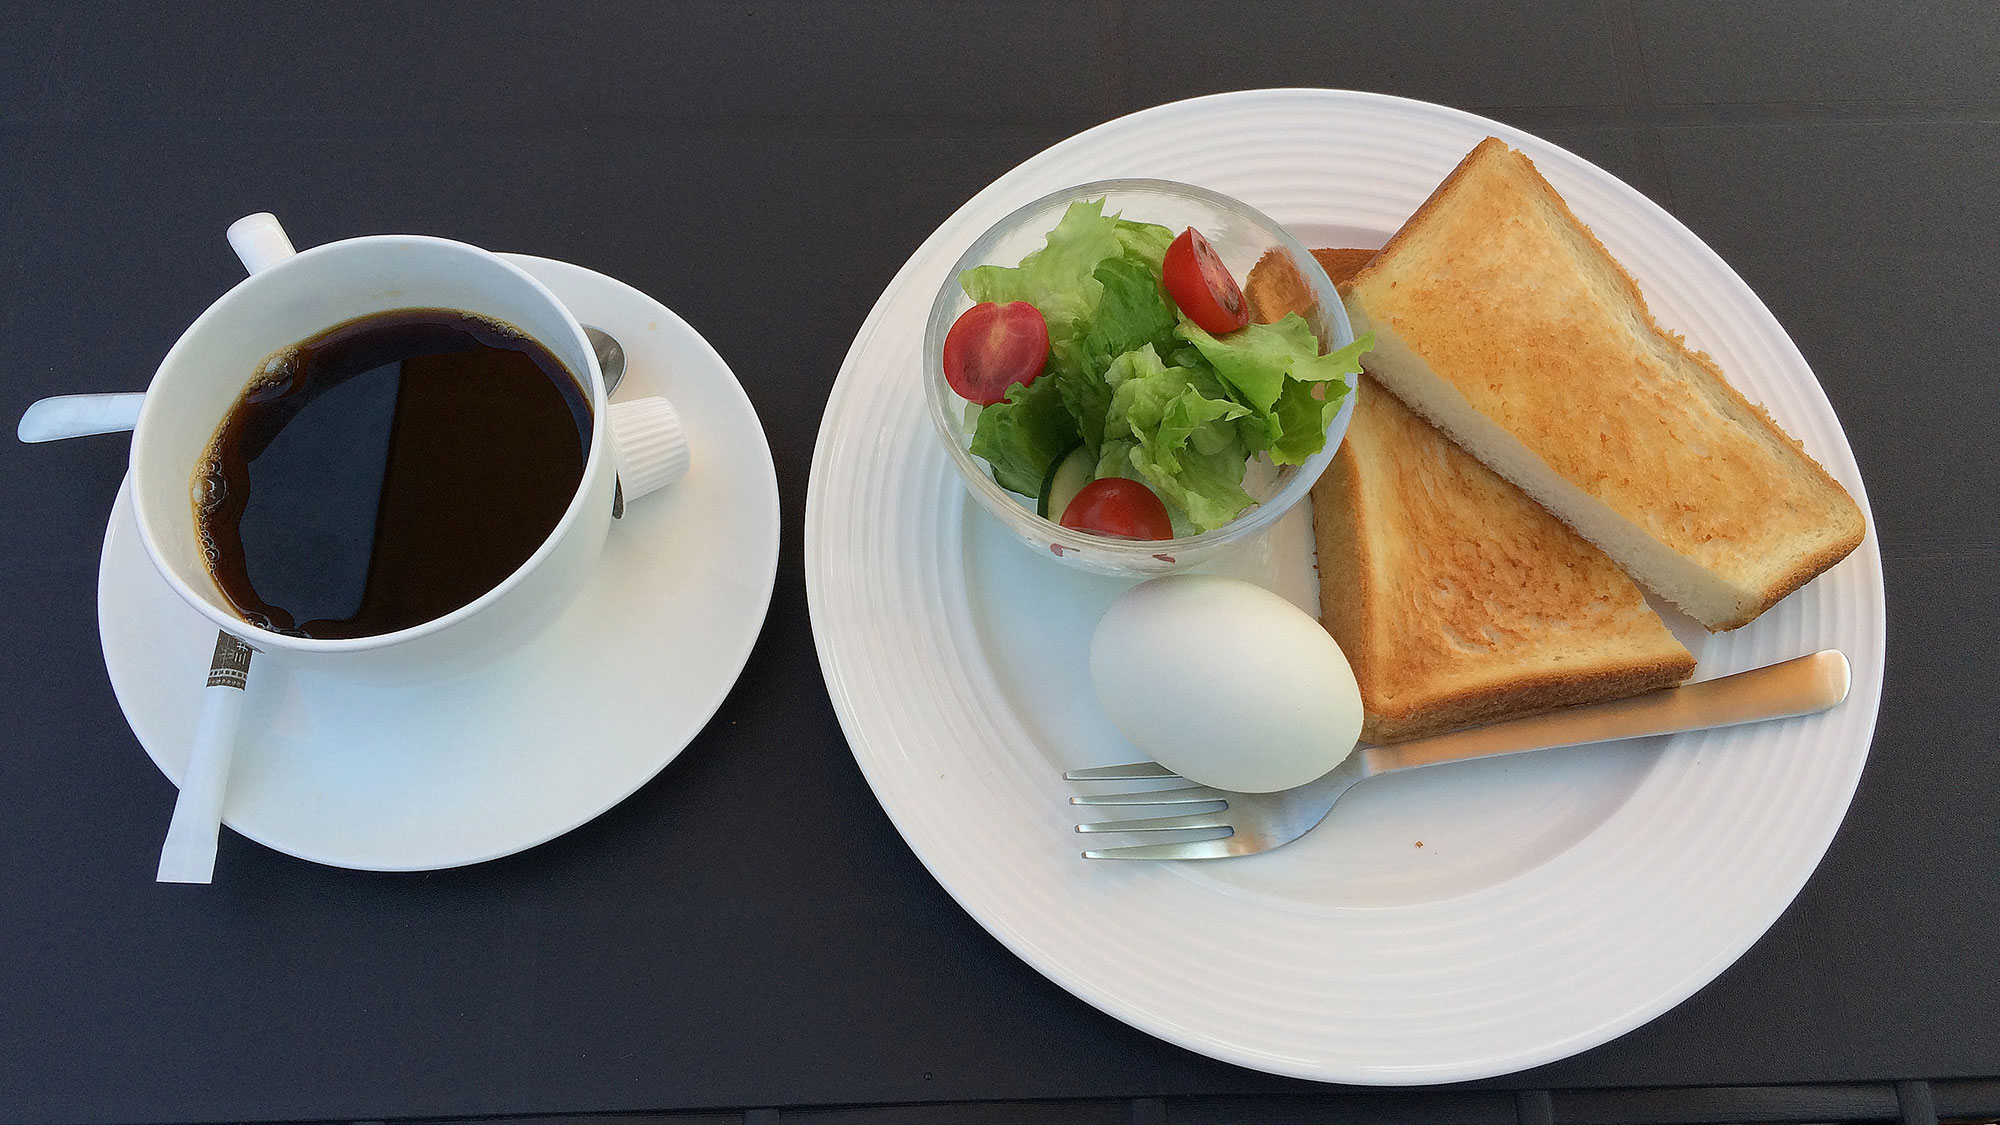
[15, 325, 628, 444]
[586, 325, 626, 398]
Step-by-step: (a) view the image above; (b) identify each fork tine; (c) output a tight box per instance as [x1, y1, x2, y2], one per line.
[1063, 761, 1178, 781]
[1084, 834, 1256, 860]
[1074, 810, 1230, 833]
[1069, 785, 1227, 806]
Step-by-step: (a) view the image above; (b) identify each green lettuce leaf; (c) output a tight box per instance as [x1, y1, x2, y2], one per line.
[959, 199, 1122, 337]
[1095, 437, 1142, 482]
[1293, 331, 1373, 385]
[1132, 389, 1256, 530]
[1176, 317, 1374, 466]
[1101, 345, 1177, 437]
[969, 374, 1079, 496]
[1267, 330, 1370, 465]
[1048, 345, 1113, 459]
[1098, 344, 1257, 531]
[1270, 377, 1349, 466]
[958, 202, 1175, 342]
[1177, 313, 1316, 411]
[1048, 255, 1179, 454]
[1113, 218, 1175, 270]
[1081, 256, 1179, 362]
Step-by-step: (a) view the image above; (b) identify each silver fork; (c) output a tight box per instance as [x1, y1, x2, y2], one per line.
[1066, 649, 1851, 859]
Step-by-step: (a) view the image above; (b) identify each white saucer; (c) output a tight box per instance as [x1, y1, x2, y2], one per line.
[99, 254, 781, 872]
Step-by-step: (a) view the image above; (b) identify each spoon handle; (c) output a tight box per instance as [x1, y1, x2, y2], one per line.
[156, 633, 254, 884]
[16, 392, 145, 443]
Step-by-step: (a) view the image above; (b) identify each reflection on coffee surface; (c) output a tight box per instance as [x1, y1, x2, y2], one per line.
[196, 308, 591, 639]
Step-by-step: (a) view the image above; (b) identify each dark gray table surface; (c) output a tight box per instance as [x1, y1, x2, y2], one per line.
[4, 4, 1996, 1124]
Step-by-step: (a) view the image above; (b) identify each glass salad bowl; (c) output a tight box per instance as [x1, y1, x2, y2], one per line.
[923, 178, 1358, 577]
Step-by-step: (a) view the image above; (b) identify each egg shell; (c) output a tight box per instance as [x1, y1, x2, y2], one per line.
[1089, 573, 1363, 793]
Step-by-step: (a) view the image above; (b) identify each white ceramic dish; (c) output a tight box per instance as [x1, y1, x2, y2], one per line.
[101, 255, 780, 871]
[805, 90, 1884, 1083]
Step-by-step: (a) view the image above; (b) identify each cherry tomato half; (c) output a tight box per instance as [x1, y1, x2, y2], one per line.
[942, 301, 1050, 405]
[1059, 478, 1174, 541]
[1162, 227, 1248, 335]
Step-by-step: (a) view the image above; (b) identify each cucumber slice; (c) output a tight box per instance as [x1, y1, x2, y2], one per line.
[1037, 443, 1095, 521]
[1035, 442, 1080, 518]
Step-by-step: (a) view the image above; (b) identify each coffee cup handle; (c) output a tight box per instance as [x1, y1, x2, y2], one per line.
[14, 215, 293, 445]
[227, 213, 297, 276]
[609, 397, 690, 508]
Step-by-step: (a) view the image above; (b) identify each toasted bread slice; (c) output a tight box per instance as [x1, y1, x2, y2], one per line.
[1244, 248, 1378, 326]
[1249, 248, 1695, 743]
[1318, 377, 1696, 741]
[1342, 138, 1865, 631]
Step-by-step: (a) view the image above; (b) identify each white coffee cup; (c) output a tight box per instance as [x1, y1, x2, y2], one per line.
[129, 214, 687, 679]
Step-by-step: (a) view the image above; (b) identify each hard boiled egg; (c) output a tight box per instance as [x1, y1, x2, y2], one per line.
[1089, 574, 1362, 793]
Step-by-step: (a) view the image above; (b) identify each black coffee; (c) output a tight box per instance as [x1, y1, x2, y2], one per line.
[197, 308, 591, 640]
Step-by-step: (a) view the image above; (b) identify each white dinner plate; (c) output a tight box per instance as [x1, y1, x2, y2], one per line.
[805, 90, 1884, 1083]
[101, 255, 781, 871]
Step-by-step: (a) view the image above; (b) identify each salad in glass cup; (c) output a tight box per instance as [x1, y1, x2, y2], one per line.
[924, 179, 1368, 576]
